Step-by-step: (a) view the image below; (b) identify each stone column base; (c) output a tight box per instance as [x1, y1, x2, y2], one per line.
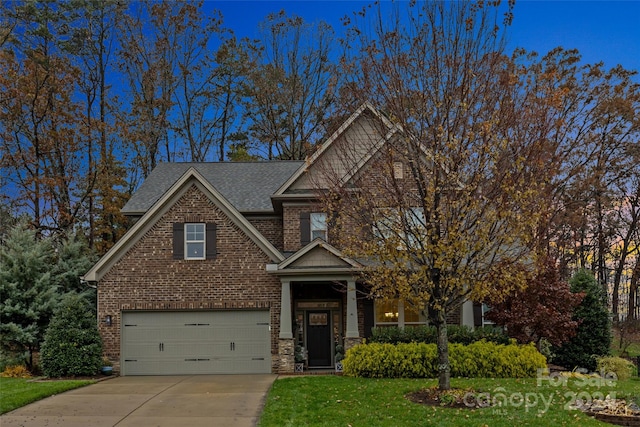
[278, 338, 295, 373]
[344, 337, 362, 352]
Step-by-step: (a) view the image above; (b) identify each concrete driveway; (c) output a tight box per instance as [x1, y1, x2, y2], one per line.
[1, 374, 277, 427]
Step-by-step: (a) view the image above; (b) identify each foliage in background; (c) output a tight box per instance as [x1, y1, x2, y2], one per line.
[553, 269, 612, 371]
[0, 222, 60, 369]
[40, 294, 103, 377]
[596, 356, 635, 381]
[614, 316, 640, 356]
[369, 325, 509, 346]
[342, 341, 546, 379]
[485, 257, 584, 347]
[0, 221, 96, 370]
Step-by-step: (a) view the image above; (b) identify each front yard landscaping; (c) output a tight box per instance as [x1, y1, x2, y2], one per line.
[257, 376, 640, 427]
[0, 377, 96, 415]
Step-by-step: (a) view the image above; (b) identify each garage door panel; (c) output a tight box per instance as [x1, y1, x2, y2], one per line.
[121, 310, 270, 375]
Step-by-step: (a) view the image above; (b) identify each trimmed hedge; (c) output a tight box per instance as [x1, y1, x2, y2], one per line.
[343, 341, 546, 378]
[369, 325, 510, 345]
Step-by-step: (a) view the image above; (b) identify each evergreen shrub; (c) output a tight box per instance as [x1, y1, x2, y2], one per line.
[343, 341, 546, 378]
[40, 294, 103, 377]
[369, 325, 509, 345]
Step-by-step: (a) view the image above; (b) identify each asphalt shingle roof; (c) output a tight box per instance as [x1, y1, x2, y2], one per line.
[122, 161, 304, 214]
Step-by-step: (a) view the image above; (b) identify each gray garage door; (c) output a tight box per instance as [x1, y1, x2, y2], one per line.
[121, 310, 271, 375]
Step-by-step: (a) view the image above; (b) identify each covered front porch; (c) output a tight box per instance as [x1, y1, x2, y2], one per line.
[268, 239, 364, 373]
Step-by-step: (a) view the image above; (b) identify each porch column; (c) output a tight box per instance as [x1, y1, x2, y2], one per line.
[279, 280, 293, 339]
[346, 280, 359, 338]
[461, 299, 475, 329]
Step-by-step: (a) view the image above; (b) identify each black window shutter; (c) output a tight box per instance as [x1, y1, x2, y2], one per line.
[300, 212, 311, 246]
[473, 303, 483, 328]
[206, 223, 217, 259]
[173, 223, 184, 259]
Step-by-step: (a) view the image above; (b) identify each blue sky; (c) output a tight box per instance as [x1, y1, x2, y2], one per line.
[211, 0, 640, 72]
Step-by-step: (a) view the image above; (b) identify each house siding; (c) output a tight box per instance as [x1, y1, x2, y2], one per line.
[97, 185, 282, 373]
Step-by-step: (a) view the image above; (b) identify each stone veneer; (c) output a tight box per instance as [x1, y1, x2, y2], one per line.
[278, 338, 295, 373]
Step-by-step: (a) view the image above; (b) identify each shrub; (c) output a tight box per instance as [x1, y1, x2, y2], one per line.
[0, 365, 32, 378]
[553, 270, 612, 371]
[369, 325, 509, 345]
[596, 356, 635, 381]
[0, 350, 27, 372]
[40, 294, 103, 377]
[343, 340, 546, 378]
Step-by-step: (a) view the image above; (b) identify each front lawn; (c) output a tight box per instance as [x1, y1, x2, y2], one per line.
[258, 375, 640, 426]
[0, 377, 96, 415]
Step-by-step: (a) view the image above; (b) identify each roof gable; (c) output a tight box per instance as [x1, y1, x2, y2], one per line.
[84, 168, 284, 282]
[277, 239, 361, 271]
[274, 102, 398, 195]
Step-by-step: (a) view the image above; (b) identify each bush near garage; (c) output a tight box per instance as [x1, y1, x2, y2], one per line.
[343, 340, 546, 378]
[369, 325, 509, 345]
[40, 294, 103, 377]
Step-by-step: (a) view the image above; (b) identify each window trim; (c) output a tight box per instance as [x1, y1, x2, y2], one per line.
[184, 223, 206, 260]
[310, 212, 328, 241]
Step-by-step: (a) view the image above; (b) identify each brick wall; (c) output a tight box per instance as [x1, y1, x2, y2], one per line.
[97, 185, 282, 372]
[247, 216, 283, 251]
[283, 205, 308, 252]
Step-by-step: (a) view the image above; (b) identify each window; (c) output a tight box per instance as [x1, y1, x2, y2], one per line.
[373, 207, 426, 247]
[310, 213, 327, 241]
[173, 222, 216, 260]
[374, 299, 422, 326]
[481, 303, 494, 327]
[185, 223, 205, 259]
[300, 212, 328, 246]
[393, 162, 404, 179]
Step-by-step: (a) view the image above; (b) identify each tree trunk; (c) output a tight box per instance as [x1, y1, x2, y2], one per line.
[433, 312, 450, 390]
[630, 256, 640, 320]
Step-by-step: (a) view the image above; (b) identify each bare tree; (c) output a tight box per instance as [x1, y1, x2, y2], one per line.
[244, 11, 338, 160]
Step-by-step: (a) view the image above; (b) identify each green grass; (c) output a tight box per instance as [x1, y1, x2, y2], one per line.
[258, 375, 640, 426]
[0, 377, 96, 415]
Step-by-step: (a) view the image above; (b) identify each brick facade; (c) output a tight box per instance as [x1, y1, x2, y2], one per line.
[247, 216, 284, 252]
[283, 204, 308, 252]
[97, 185, 282, 372]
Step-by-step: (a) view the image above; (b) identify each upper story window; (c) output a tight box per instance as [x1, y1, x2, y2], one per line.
[185, 223, 206, 260]
[300, 212, 328, 246]
[310, 213, 327, 241]
[173, 222, 217, 260]
[373, 207, 425, 248]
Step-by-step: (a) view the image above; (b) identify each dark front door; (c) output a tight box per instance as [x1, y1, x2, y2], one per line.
[306, 310, 332, 367]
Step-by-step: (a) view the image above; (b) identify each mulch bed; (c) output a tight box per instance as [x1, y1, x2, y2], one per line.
[406, 386, 490, 409]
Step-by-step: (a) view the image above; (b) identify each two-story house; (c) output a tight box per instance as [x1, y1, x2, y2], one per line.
[83, 103, 480, 375]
